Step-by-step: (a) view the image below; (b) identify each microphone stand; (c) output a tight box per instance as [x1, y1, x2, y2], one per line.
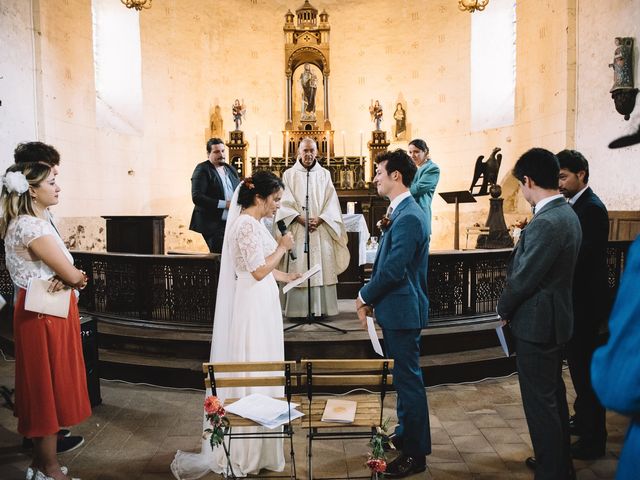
[284, 161, 346, 334]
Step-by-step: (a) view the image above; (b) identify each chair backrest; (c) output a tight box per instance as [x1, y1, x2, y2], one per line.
[203, 361, 298, 398]
[299, 358, 394, 387]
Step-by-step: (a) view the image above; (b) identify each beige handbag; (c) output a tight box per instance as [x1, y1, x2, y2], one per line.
[24, 278, 71, 318]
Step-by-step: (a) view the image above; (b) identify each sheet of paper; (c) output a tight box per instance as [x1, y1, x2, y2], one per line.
[259, 407, 305, 429]
[366, 316, 384, 357]
[495, 325, 510, 357]
[283, 263, 321, 294]
[224, 393, 296, 423]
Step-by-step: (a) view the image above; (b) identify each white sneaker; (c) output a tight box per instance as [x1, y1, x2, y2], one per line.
[26, 467, 68, 480]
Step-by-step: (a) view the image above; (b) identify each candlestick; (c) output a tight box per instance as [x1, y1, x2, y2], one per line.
[359, 131, 363, 166]
[284, 131, 289, 166]
[326, 131, 330, 165]
[255, 133, 259, 167]
[342, 131, 346, 166]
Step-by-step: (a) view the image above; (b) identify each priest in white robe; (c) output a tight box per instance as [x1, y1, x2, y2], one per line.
[276, 137, 350, 318]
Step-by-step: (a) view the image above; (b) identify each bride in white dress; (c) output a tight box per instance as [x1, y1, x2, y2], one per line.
[172, 171, 299, 479]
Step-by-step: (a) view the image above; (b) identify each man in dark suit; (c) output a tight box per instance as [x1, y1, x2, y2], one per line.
[498, 148, 581, 479]
[189, 138, 240, 253]
[356, 149, 431, 478]
[558, 149, 609, 459]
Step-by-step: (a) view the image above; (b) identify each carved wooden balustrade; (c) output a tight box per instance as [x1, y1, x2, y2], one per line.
[0, 241, 632, 332]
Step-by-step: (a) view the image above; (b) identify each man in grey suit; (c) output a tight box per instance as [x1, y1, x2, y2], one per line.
[189, 138, 240, 253]
[498, 148, 581, 480]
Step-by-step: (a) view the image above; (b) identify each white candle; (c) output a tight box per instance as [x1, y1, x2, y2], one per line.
[342, 131, 346, 166]
[268, 132, 272, 166]
[359, 131, 363, 166]
[255, 133, 259, 167]
[284, 131, 289, 166]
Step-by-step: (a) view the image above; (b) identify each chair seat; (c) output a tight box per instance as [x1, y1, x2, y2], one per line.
[300, 394, 383, 429]
[223, 396, 306, 428]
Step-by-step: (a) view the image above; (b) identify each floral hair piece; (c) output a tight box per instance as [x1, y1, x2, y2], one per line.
[243, 176, 255, 190]
[2, 171, 29, 195]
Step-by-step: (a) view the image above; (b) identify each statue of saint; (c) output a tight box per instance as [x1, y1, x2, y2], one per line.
[369, 100, 383, 131]
[209, 105, 223, 138]
[393, 103, 406, 139]
[300, 64, 317, 118]
[232, 99, 246, 131]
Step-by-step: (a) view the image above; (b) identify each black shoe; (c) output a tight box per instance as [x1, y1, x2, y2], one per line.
[525, 456, 536, 471]
[571, 438, 605, 460]
[57, 435, 84, 454]
[22, 429, 72, 449]
[569, 415, 581, 436]
[385, 454, 426, 478]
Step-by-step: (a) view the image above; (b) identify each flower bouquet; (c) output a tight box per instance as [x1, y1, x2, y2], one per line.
[203, 395, 229, 449]
[367, 419, 393, 478]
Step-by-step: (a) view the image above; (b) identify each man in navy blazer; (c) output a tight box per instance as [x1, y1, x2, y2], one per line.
[189, 138, 240, 253]
[356, 149, 431, 478]
[498, 148, 581, 479]
[558, 150, 609, 459]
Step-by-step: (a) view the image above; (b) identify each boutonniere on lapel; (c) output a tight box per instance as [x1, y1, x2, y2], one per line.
[377, 213, 392, 233]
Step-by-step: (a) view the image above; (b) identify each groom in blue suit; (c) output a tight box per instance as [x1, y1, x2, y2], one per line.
[356, 149, 431, 478]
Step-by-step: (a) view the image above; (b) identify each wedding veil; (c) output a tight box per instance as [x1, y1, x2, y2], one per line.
[170, 183, 242, 480]
[209, 183, 242, 367]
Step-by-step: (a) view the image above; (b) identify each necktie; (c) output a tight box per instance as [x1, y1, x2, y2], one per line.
[386, 206, 394, 217]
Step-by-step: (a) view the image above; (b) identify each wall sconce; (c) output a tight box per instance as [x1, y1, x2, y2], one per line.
[610, 37, 638, 120]
[458, 0, 489, 13]
[121, 0, 152, 11]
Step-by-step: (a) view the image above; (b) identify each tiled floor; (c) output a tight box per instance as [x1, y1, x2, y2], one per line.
[0, 354, 625, 479]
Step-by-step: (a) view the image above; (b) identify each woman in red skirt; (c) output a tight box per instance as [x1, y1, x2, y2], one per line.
[1, 161, 91, 480]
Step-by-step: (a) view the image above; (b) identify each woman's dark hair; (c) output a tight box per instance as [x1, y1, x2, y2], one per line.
[237, 171, 285, 208]
[14, 141, 60, 166]
[409, 138, 429, 154]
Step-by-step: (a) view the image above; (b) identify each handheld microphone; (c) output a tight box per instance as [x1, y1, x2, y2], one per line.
[277, 220, 297, 261]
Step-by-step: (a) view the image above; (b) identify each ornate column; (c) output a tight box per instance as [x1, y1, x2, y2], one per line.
[286, 75, 293, 129]
[323, 74, 330, 129]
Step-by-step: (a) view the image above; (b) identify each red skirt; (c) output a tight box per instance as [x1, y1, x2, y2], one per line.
[13, 288, 91, 437]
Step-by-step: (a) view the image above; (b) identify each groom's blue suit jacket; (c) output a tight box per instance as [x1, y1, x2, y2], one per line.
[361, 196, 430, 330]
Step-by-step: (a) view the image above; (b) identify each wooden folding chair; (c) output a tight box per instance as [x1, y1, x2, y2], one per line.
[299, 359, 394, 480]
[203, 361, 300, 479]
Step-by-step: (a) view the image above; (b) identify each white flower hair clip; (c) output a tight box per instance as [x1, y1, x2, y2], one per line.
[2, 171, 30, 195]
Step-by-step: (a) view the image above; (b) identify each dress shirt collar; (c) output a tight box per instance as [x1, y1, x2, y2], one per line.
[533, 193, 564, 215]
[568, 185, 589, 206]
[389, 191, 412, 213]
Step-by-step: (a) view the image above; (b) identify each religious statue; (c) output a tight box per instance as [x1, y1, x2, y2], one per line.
[300, 63, 317, 120]
[369, 100, 383, 131]
[393, 103, 406, 139]
[209, 105, 223, 138]
[232, 98, 246, 131]
[609, 37, 638, 120]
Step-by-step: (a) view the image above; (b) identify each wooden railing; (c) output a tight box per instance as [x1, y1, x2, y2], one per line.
[0, 241, 632, 332]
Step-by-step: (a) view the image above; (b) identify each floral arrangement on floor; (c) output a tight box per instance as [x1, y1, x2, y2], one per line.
[203, 395, 229, 449]
[367, 419, 393, 477]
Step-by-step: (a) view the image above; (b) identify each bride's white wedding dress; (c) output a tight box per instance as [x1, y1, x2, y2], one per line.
[171, 207, 285, 479]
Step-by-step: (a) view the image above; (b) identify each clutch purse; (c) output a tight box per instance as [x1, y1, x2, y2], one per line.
[24, 278, 71, 318]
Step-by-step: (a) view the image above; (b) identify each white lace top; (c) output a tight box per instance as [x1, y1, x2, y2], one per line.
[230, 214, 277, 273]
[4, 215, 74, 289]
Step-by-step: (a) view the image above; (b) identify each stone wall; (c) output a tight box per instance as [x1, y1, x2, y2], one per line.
[1, 0, 637, 252]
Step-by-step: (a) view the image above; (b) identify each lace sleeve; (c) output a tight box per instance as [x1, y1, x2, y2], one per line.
[236, 219, 267, 272]
[15, 216, 53, 247]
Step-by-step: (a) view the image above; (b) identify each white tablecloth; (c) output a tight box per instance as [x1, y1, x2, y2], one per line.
[264, 213, 370, 265]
